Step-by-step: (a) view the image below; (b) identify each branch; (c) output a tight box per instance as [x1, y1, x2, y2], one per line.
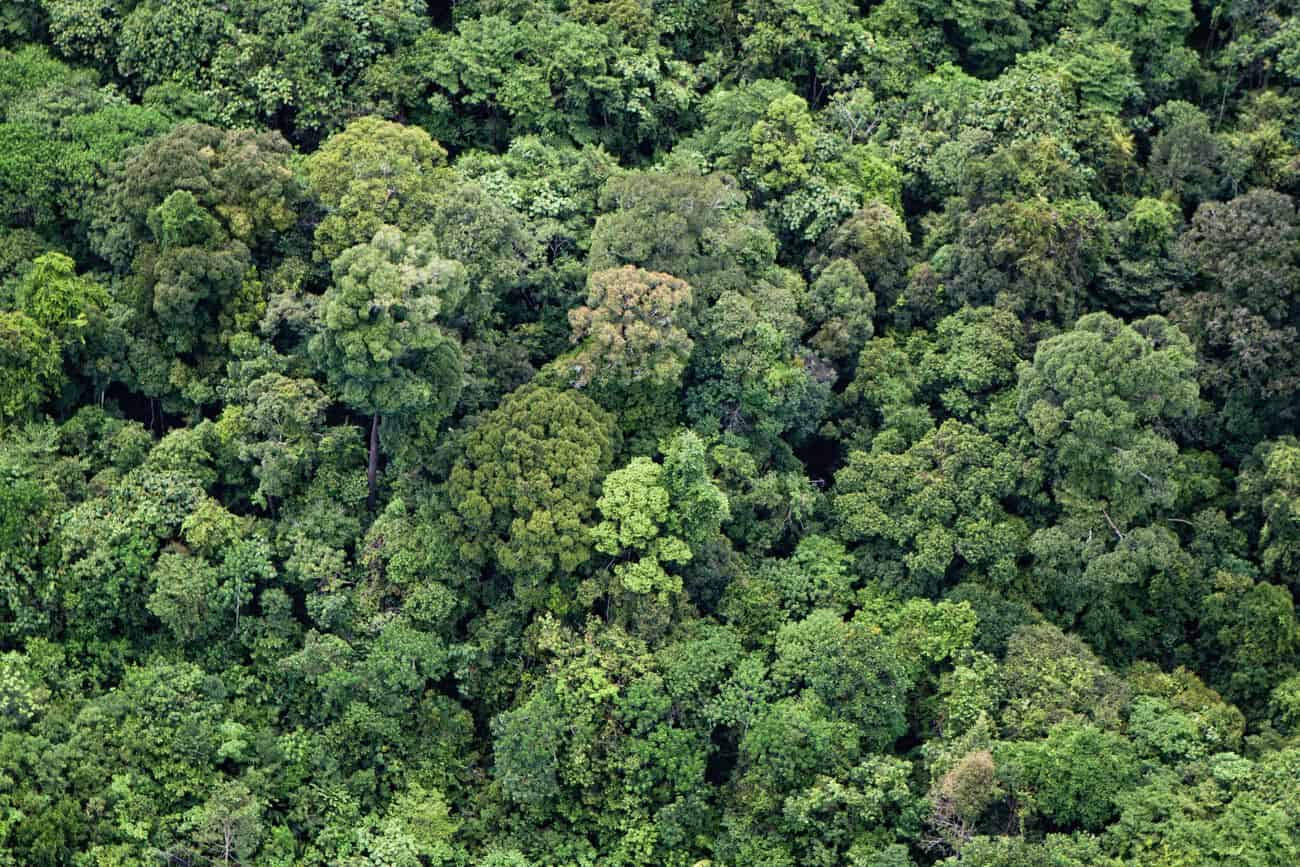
[1112, 446, 1156, 484]
[1102, 509, 1125, 540]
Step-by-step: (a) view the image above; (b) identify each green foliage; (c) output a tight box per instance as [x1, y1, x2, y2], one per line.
[998, 721, 1140, 830]
[447, 384, 618, 609]
[588, 430, 728, 631]
[1127, 663, 1245, 760]
[834, 420, 1027, 596]
[588, 168, 783, 305]
[803, 258, 875, 370]
[0, 311, 62, 421]
[999, 623, 1129, 738]
[749, 93, 817, 194]
[1242, 437, 1300, 584]
[224, 371, 331, 507]
[1108, 751, 1300, 866]
[116, 1, 233, 92]
[15, 251, 106, 339]
[310, 225, 465, 423]
[0, 122, 64, 229]
[811, 203, 912, 311]
[422, 9, 695, 156]
[304, 116, 449, 262]
[7, 3, 1300, 863]
[935, 195, 1108, 324]
[1018, 312, 1198, 522]
[86, 122, 303, 411]
[97, 122, 300, 268]
[687, 285, 831, 455]
[1169, 190, 1300, 447]
[1201, 571, 1300, 707]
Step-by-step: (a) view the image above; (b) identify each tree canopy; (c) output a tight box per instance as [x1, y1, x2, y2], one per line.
[3, 2, 1300, 864]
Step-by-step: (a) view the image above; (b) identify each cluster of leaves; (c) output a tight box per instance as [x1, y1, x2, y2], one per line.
[4, 0, 1300, 864]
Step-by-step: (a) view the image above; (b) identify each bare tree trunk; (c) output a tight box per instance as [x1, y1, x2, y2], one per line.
[222, 817, 235, 866]
[368, 412, 380, 511]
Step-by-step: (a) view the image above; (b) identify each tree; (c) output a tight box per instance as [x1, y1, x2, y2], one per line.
[1014, 313, 1211, 659]
[309, 225, 466, 508]
[591, 430, 728, 623]
[736, 0, 865, 90]
[1031, 520, 1206, 664]
[1147, 102, 1224, 205]
[839, 305, 1028, 453]
[936, 195, 1108, 326]
[304, 115, 450, 262]
[769, 609, 911, 750]
[1126, 662, 1245, 761]
[14, 251, 106, 341]
[810, 203, 912, 313]
[722, 535, 855, 635]
[423, 176, 542, 333]
[833, 419, 1028, 597]
[1201, 571, 1300, 707]
[0, 422, 78, 643]
[566, 265, 694, 447]
[1071, 0, 1197, 98]
[588, 169, 786, 306]
[926, 749, 1003, 854]
[1099, 197, 1182, 316]
[1241, 437, 1300, 585]
[446, 384, 618, 611]
[999, 721, 1140, 831]
[187, 780, 264, 867]
[199, 0, 431, 140]
[142, 188, 252, 356]
[1108, 750, 1300, 867]
[686, 288, 831, 456]
[224, 371, 331, 508]
[0, 121, 65, 229]
[0, 311, 62, 422]
[748, 92, 816, 194]
[147, 548, 220, 644]
[1169, 190, 1300, 449]
[568, 266, 695, 391]
[491, 686, 567, 810]
[937, 834, 1116, 866]
[115, 0, 234, 93]
[355, 783, 461, 865]
[1017, 312, 1198, 524]
[487, 618, 717, 861]
[0, 56, 172, 233]
[803, 259, 875, 372]
[91, 123, 303, 411]
[453, 135, 617, 311]
[1174, 189, 1300, 327]
[685, 78, 795, 174]
[422, 10, 691, 156]
[999, 622, 1130, 738]
[95, 122, 302, 270]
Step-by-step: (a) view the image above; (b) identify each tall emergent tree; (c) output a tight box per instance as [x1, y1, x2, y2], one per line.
[309, 225, 466, 508]
[566, 265, 695, 448]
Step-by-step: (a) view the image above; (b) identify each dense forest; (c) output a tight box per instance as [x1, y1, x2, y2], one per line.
[2, 0, 1300, 864]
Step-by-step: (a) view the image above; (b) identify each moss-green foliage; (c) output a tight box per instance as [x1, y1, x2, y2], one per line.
[447, 383, 618, 609]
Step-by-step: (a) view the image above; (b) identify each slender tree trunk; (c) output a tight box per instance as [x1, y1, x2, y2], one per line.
[368, 412, 380, 511]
